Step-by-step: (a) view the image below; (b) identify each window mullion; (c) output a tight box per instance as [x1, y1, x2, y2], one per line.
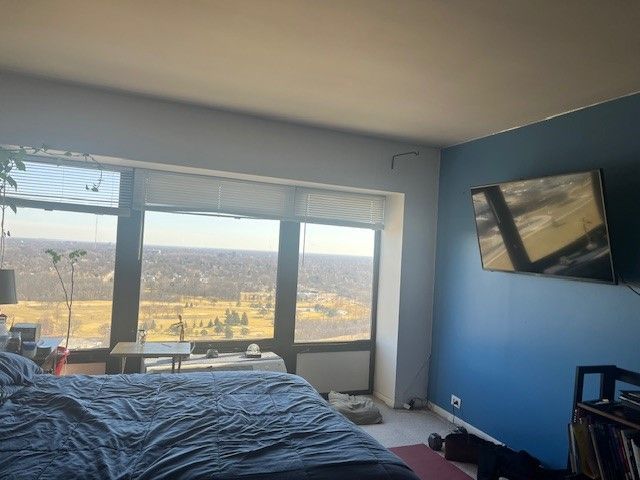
[273, 221, 300, 373]
[106, 204, 145, 372]
[368, 230, 381, 392]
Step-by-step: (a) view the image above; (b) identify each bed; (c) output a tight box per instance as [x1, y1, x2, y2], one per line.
[0, 353, 418, 479]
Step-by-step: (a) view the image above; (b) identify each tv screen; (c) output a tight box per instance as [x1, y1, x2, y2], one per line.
[471, 170, 615, 283]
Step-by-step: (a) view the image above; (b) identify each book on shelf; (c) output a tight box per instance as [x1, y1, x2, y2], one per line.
[569, 422, 599, 478]
[581, 399, 640, 424]
[632, 437, 640, 480]
[570, 410, 640, 480]
[621, 391, 640, 402]
[621, 391, 640, 411]
[621, 430, 640, 480]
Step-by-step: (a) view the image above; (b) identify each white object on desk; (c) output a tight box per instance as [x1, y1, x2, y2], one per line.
[145, 351, 286, 374]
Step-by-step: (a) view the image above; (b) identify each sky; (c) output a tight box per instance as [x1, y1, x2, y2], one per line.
[6, 160, 375, 256]
[7, 208, 375, 256]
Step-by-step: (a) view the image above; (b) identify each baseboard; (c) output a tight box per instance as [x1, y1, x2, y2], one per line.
[427, 401, 504, 445]
[373, 390, 397, 408]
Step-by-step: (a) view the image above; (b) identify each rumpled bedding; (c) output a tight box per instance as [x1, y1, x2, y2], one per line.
[0, 370, 418, 479]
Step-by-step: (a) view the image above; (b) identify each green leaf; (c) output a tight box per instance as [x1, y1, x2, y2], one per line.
[45, 249, 62, 264]
[14, 158, 26, 171]
[9, 204, 16, 214]
[69, 249, 87, 260]
[6, 175, 17, 189]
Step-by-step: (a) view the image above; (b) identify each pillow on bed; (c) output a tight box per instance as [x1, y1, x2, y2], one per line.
[0, 352, 43, 386]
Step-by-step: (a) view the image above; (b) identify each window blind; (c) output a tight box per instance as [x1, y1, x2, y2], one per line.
[136, 170, 385, 229]
[5, 157, 134, 216]
[137, 170, 294, 219]
[293, 187, 385, 229]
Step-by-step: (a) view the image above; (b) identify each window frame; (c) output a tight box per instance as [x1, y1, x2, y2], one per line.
[287, 226, 381, 393]
[138, 210, 281, 345]
[50, 167, 383, 394]
[3, 207, 122, 358]
[102, 212, 381, 393]
[293, 223, 378, 344]
[12, 161, 382, 393]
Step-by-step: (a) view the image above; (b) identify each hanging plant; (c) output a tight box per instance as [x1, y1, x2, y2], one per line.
[0, 144, 104, 193]
[0, 146, 26, 269]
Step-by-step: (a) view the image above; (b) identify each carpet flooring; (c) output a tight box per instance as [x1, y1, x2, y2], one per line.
[360, 397, 477, 479]
[390, 444, 473, 480]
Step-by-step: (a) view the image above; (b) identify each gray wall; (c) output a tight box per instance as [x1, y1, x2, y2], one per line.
[0, 72, 440, 405]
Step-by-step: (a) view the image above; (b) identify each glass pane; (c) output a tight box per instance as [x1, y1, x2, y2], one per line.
[472, 192, 513, 271]
[139, 212, 279, 342]
[501, 172, 606, 262]
[2, 207, 117, 349]
[295, 224, 375, 343]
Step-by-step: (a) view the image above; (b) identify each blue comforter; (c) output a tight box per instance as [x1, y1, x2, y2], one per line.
[0, 370, 418, 479]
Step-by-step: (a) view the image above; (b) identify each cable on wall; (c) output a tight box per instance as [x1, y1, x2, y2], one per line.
[619, 274, 640, 297]
[391, 151, 419, 170]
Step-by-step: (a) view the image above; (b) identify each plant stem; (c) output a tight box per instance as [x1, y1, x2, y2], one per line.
[51, 262, 70, 311]
[0, 179, 6, 269]
[53, 263, 73, 348]
[66, 262, 75, 349]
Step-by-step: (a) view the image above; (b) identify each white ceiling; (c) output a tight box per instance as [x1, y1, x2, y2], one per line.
[0, 0, 639, 146]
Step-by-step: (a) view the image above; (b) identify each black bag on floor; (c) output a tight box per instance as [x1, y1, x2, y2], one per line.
[476, 443, 567, 480]
[444, 432, 496, 463]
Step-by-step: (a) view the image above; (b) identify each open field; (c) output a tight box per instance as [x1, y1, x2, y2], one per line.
[3, 238, 374, 348]
[3, 294, 371, 349]
[3, 300, 113, 349]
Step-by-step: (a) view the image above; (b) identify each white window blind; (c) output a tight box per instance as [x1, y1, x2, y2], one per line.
[137, 170, 294, 219]
[5, 157, 133, 216]
[136, 170, 385, 229]
[293, 187, 385, 229]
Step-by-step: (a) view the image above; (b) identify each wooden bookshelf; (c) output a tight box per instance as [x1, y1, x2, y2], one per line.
[573, 365, 640, 426]
[570, 365, 640, 478]
[576, 402, 640, 431]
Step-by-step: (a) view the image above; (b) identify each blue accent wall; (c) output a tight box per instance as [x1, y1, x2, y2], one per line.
[429, 93, 640, 467]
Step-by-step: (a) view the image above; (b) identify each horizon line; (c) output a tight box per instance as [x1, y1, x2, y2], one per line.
[8, 236, 373, 258]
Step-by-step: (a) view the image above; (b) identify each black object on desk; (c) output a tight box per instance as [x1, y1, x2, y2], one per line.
[10, 323, 41, 342]
[33, 337, 64, 373]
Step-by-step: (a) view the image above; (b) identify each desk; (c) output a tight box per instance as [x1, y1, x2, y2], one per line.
[110, 342, 191, 374]
[145, 351, 286, 374]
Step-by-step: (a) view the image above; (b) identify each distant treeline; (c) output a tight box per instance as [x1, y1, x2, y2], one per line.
[5, 238, 374, 304]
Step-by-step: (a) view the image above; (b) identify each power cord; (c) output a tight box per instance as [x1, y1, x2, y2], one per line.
[619, 274, 640, 297]
[627, 284, 640, 296]
[401, 354, 430, 406]
[451, 401, 457, 427]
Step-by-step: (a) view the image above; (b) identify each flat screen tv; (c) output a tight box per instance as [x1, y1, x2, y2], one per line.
[471, 170, 615, 283]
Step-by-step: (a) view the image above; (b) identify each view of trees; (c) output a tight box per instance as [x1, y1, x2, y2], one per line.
[3, 235, 374, 348]
[4, 238, 115, 302]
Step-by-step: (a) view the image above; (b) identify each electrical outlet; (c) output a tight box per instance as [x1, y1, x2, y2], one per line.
[451, 394, 461, 409]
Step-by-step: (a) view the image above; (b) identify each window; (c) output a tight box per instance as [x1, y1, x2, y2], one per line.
[294, 224, 376, 343]
[2, 208, 117, 349]
[139, 212, 279, 342]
